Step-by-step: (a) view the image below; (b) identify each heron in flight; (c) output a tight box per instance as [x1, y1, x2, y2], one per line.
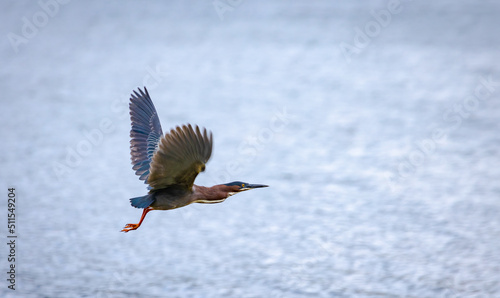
[121, 88, 268, 232]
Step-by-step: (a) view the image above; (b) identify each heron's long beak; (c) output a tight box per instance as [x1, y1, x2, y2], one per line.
[242, 184, 269, 190]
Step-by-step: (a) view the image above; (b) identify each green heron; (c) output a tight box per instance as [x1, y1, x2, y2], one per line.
[121, 87, 268, 232]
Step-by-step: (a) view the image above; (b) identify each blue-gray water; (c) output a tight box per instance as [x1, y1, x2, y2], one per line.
[1, 1, 499, 297]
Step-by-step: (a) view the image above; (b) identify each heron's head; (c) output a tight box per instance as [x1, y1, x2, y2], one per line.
[223, 181, 268, 196]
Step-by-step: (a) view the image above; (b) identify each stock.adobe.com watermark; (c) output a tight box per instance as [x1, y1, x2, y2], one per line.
[51, 118, 114, 180]
[6, 0, 71, 53]
[386, 75, 499, 190]
[339, 0, 412, 63]
[210, 107, 292, 184]
[213, 0, 244, 20]
[50, 63, 168, 182]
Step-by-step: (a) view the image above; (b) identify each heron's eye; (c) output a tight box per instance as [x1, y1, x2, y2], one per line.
[242, 183, 245, 188]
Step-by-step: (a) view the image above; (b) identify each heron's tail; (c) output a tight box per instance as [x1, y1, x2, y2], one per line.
[130, 194, 155, 209]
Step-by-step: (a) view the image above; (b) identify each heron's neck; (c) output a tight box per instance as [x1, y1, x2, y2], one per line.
[192, 185, 230, 203]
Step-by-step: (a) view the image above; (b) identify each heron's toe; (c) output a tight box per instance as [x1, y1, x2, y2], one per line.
[121, 223, 139, 232]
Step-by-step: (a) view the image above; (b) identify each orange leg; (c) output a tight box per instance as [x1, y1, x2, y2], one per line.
[121, 207, 154, 232]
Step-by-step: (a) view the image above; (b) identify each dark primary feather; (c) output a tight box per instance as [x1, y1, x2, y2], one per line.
[148, 124, 213, 190]
[129, 87, 163, 184]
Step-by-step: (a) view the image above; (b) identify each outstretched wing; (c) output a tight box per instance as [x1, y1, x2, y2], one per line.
[147, 124, 213, 190]
[129, 87, 163, 183]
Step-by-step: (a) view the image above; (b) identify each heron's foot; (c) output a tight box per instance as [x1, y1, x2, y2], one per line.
[121, 223, 140, 233]
[121, 207, 153, 233]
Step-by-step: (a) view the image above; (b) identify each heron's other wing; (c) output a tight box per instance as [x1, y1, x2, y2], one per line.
[129, 87, 163, 183]
[148, 124, 213, 190]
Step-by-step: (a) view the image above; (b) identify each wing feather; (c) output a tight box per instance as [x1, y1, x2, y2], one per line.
[129, 87, 163, 183]
[147, 124, 213, 190]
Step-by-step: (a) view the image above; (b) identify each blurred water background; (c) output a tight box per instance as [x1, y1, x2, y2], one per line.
[1, 1, 499, 297]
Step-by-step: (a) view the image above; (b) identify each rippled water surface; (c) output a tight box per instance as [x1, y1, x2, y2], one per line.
[1, 1, 500, 297]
